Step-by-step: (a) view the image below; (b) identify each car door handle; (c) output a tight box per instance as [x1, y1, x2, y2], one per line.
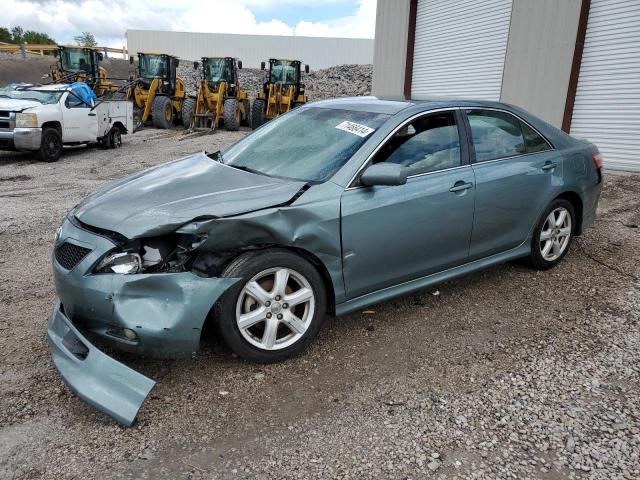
[449, 181, 473, 193]
[88, 113, 96, 117]
[542, 161, 557, 171]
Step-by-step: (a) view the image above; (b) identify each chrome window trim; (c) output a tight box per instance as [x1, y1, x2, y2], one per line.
[346, 107, 462, 190]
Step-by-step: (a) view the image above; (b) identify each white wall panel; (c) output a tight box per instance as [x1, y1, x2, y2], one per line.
[126, 30, 374, 70]
[411, 0, 513, 100]
[570, 0, 640, 171]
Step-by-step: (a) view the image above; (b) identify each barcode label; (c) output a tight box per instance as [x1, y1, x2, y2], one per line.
[335, 121, 375, 137]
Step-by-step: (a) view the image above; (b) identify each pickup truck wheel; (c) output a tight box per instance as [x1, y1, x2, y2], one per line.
[215, 249, 327, 363]
[37, 127, 62, 162]
[109, 128, 122, 149]
[151, 96, 173, 129]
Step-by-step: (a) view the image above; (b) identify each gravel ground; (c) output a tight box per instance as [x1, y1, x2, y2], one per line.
[0, 129, 638, 480]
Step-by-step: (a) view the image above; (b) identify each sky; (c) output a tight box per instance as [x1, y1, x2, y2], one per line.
[2, 0, 376, 48]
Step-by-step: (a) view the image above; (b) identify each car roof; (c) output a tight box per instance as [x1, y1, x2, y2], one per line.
[310, 96, 518, 115]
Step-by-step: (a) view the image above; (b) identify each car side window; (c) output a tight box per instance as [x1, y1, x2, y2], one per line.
[467, 109, 526, 162]
[520, 120, 552, 153]
[372, 111, 461, 176]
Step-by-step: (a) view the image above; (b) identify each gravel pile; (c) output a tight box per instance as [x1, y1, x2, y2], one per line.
[177, 63, 372, 100]
[0, 128, 638, 480]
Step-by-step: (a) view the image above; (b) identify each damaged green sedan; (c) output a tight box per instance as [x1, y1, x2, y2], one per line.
[49, 97, 603, 425]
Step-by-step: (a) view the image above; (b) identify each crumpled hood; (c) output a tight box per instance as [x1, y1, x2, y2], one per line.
[74, 152, 307, 238]
[0, 98, 42, 112]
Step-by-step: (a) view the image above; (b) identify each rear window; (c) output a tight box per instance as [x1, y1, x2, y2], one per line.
[467, 109, 526, 162]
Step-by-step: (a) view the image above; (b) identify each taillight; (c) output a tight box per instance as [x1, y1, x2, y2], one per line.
[592, 152, 603, 170]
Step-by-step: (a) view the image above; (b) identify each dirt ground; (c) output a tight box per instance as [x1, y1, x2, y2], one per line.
[0, 129, 638, 480]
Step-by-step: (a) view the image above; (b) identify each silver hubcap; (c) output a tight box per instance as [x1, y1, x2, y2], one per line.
[236, 267, 315, 351]
[540, 207, 572, 261]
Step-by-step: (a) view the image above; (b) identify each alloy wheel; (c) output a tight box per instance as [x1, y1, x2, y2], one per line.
[235, 267, 315, 351]
[539, 207, 572, 261]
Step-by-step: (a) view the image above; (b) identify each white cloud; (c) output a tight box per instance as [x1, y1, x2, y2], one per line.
[1, 0, 375, 47]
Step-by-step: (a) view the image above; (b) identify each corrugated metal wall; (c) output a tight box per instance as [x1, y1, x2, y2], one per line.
[126, 30, 374, 69]
[570, 0, 640, 172]
[411, 0, 513, 100]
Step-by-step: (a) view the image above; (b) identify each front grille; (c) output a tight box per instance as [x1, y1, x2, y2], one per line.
[55, 242, 92, 270]
[0, 111, 10, 118]
[0, 121, 9, 128]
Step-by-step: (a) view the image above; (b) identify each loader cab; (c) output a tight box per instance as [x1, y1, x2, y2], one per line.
[201, 57, 239, 95]
[54, 46, 102, 85]
[262, 59, 308, 97]
[137, 53, 179, 94]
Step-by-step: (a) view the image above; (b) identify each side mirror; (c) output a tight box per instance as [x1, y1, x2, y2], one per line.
[193, 61, 199, 70]
[360, 163, 407, 187]
[237, 60, 242, 69]
[129, 56, 134, 64]
[260, 61, 265, 70]
[97, 53, 104, 61]
[304, 64, 309, 74]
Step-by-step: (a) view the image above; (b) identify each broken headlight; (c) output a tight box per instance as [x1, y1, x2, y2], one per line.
[95, 252, 142, 274]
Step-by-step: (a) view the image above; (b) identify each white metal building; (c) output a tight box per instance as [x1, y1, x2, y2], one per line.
[126, 30, 374, 70]
[372, 0, 640, 171]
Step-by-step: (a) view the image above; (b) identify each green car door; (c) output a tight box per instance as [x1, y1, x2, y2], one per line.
[340, 110, 476, 299]
[464, 109, 562, 260]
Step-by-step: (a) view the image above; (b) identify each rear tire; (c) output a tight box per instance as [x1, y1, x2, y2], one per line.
[182, 98, 195, 129]
[223, 98, 240, 131]
[151, 95, 173, 129]
[37, 127, 63, 162]
[251, 99, 266, 130]
[109, 128, 122, 149]
[215, 249, 327, 363]
[525, 199, 575, 270]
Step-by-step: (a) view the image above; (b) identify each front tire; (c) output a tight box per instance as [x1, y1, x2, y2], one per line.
[182, 97, 195, 129]
[251, 99, 266, 130]
[37, 127, 63, 162]
[151, 95, 173, 129]
[215, 249, 327, 363]
[223, 98, 241, 131]
[525, 199, 575, 270]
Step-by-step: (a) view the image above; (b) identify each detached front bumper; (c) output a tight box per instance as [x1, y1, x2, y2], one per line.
[50, 216, 241, 424]
[48, 299, 155, 426]
[0, 128, 42, 151]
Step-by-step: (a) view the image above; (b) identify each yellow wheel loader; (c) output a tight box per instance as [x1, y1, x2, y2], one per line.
[182, 57, 250, 131]
[50, 46, 118, 96]
[128, 53, 187, 130]
[251, 59, 309, 129]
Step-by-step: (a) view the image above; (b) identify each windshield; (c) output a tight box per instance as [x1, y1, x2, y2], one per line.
[139, 55, 167, 78]
[222, 107, 389, 182]
[204, 58, 232, 83]
[0, 88, 62, 105]
[60, 48, 92, 73]
[270, 60, 298, 84]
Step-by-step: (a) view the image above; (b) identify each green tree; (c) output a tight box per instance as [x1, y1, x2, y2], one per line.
[73, 32, 97, 47]
[0, 27, 12, 43]
[23, 30, 56, 45]
[11, 26, 23, 43]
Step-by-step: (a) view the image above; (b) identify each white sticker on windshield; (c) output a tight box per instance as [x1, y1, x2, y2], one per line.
[335, 121, 375, 138]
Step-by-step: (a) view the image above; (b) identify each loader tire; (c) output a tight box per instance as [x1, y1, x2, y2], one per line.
[182, 98, 195, 129]
[152, 96, 173, 129]
[251, 99, 266, 130]
[241, 99, 251, 126]
[223, 98, 241, 131]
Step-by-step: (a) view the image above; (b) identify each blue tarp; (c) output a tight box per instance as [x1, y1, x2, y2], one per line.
[70, 82, 97, 107]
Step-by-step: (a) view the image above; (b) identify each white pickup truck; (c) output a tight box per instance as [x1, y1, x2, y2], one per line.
[0, 83, 133, 162]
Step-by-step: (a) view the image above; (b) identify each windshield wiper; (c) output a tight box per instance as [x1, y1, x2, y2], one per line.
[227, 164, 266, 176]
